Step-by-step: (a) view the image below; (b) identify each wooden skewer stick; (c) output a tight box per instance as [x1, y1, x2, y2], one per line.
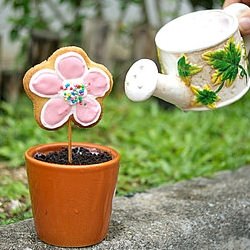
[68, 120, 72, 164]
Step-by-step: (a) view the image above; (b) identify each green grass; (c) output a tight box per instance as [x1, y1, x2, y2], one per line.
[0, 91, 249, 224]
[0, 176, 31, 225]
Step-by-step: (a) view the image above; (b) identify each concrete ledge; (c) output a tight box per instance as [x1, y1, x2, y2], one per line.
[0, 166, 250, 250]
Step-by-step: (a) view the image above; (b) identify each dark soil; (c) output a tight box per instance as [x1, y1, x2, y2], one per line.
[34, 147, 112, 165]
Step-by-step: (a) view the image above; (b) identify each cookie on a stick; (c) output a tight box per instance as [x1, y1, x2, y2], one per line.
[23, 46, 113, 162]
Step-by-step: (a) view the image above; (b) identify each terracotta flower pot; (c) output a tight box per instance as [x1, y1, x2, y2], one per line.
[25, 142, 120, 247]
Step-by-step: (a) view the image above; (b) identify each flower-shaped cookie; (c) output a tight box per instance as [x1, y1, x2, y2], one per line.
[23, 47, 112, 129]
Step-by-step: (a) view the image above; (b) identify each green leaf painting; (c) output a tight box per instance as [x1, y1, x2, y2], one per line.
[177, 55, 202, 86]
[202, 37, 247, 87]
[191, 84, 220, 109]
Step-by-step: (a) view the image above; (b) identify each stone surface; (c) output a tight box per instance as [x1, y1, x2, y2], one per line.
[0, 166, 250, 250]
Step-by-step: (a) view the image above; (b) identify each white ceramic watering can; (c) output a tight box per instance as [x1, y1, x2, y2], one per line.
[125, 3, 250, 110]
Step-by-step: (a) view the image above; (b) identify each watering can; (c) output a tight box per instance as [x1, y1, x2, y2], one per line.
[125, 3, 250, 110]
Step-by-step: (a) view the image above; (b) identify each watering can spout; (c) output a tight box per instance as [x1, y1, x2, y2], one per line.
[125, 59, 192, 110]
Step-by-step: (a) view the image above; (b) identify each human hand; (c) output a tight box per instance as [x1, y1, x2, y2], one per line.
[223, 0, 250, 34]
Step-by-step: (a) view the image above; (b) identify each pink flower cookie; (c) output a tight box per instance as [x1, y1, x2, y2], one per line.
[23, 47, 113, 130]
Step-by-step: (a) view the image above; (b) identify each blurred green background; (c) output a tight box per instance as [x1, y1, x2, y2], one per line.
[1, 0, 249, 225]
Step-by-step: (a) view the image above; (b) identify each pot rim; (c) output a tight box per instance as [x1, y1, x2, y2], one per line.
[25, 142, 120, 171]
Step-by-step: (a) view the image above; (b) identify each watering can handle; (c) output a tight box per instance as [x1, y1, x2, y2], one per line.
[224, 3, 250, 54]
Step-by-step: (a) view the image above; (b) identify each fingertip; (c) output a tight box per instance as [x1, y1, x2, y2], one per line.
[223, 0, 241, 8]
[239, 12, 250, 35]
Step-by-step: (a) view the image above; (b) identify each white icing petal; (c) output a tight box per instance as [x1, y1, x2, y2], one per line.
[41, 97, 72, 129]
[84, 68, 110, 97]
[55, 52, 87, 80]
[29, 69, 63, 98]
[73, 96, 101, 127]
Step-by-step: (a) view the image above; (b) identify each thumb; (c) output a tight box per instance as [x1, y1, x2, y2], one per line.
[239, 10, 250, 35]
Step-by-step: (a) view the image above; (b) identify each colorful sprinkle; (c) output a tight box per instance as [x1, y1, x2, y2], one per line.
[59, 82, 86, 105]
